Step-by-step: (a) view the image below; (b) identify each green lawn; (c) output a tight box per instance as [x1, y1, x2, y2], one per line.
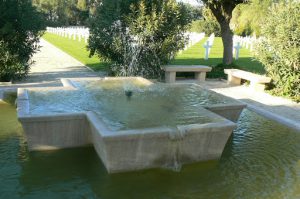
[43, 33, 109, 71]
[43, 33, 265, 74]
[170, 37, 265, 74]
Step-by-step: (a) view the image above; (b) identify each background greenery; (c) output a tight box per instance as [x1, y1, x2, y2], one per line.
[231, 0, 286, 36]
[189, 7, 221, 36]
[0, 0, 45, 81]
[254, 2, 300, 102]
[88, 0, 192, 78]
[43, 33, 264, 77]
[32, 0, 95, 26]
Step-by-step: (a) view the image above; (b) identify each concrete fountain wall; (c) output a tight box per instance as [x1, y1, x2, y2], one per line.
[17, 80, 92, 150]
[17, 77, 246, 173]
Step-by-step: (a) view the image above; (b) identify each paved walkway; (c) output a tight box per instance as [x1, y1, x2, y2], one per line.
[0, 39, 100, 98]
[14, 39, 99, 87]
[199, 80, 300, 131]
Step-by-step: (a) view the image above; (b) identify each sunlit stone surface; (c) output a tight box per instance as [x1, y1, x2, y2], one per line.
[17, 77, 246, 173]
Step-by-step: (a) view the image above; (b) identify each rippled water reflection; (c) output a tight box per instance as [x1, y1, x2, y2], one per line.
[1, 102, 300, 198]
[28, 80, 235, 130]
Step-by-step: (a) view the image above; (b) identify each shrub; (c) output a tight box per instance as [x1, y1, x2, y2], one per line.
[206, 63, 240, 79]
[254, 2, 300, 102]
[88, 0, 191, 78]
[0, 42, 28, 81]
[0, 0, 45, 81]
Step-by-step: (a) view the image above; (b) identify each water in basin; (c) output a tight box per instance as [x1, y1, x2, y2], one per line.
[1, 101, 300, 198]
[28, 79, 234, 130]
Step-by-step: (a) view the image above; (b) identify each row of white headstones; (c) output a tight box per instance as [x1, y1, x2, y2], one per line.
[46, 27, 257, 60]
[179, 32, 206, 53]
[202, 34, 257, 60]
[46, 27, 90, 43]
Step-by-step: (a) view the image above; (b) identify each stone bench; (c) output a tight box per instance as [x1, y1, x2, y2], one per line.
[163, 65, 212, 83]
[224, 69, 271, 91]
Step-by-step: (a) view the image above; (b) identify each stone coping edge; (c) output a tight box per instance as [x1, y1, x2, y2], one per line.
[246, 104, 300, 132]
[86, 111, 236, 139]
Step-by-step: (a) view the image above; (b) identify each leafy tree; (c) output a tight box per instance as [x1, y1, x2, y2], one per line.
[77, 0, 87, 11]
[199, 0, 246, 65]
[190, 7, 221, 36]
[0, 42, 25, 81]
[88, 0, 191, 78]
[184, 3, 202, 20]
[33, 0, 94, 26]
[0, 0, 45, 81]
[254, 2, 300, 101]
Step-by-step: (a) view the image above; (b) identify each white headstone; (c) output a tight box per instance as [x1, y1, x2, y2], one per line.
[233, 42, 242, 60]
[203, 41, 212, 60]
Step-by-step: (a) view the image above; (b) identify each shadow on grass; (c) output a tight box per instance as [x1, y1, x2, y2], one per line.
[86, 62, 110, 72]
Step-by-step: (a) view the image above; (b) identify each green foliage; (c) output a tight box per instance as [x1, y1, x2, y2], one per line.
[190, 7, 221, 36]
[254, 2, 300, 102]
[77, 0, 87, 11]
[0, 0, 45, 81]
[190, 19, 221, 36]
[207, 63, 240, 79]
[0, 43, 26, 81]
[33, 0, 94, 26]
[189, 20, 201, 33]
[88, 0, 192, 78]
[231, 0, 286, 36]
[184, 4, 202, 20]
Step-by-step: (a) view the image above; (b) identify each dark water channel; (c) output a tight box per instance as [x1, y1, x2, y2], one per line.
[1, 102, 300, 199]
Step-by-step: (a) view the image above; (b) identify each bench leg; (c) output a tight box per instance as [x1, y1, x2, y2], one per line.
[195, 72, 206, 82]
[227, 75, 241, 85]
[250, 82, 265, 91]
[165, 71, 176, 83]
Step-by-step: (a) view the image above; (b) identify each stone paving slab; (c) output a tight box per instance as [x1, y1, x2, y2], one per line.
[200, 80, 300, 131]
[12, 39, 101, 87]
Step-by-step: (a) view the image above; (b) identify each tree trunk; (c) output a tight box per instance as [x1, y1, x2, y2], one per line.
[206, 2, 238, 65]
[220, 21, 233, 65]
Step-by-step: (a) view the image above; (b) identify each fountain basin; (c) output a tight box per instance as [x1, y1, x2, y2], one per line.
[17, 77, 246, 173]
[87, 111, 236, 173]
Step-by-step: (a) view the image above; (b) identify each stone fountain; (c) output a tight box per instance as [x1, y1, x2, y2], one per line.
[17, 77, 246, 173]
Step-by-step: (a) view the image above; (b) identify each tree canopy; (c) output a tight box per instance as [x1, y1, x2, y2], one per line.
[231, 0, 286, 36]
[254, 2, 300, 101]
[32, 0, 95, 26]
[88, 0, 192, 78]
